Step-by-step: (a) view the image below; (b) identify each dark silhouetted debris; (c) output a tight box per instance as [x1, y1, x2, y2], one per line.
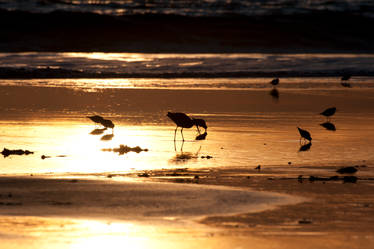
[102, 144, 148, 155]
[337, 166, 358, 174]
[255, 165, 261, 170]
[201, 155, 213, 159]
[1, 148, 34, 158]
[288, 161, 292, 165]
[41, 155, 51, 160]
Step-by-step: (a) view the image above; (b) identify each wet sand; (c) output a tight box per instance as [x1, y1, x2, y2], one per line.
[1, 84, 374, 248]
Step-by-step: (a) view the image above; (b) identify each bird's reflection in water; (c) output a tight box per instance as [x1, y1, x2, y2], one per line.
[320, 122, 336, 131]
[299, 142, 312, 152]
[195, 131, 208, 140]
[170, 142, 201, 164]
[101, 134, 114, 141]
[269, 88, 279, 100]
[89, 127, 108, 135]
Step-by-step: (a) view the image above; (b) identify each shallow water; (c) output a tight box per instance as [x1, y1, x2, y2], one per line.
[1, 85, 373, 175]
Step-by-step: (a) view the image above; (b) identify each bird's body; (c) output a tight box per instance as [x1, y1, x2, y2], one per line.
[87, 115, 104, 125]
[87, 115, 114, 131]
[167, 112, 208, 141]
[270, 78, 279, 86]
[100, 119, 115, 129]
[320, 107, 336, 121]
[297, 127, 312, 143]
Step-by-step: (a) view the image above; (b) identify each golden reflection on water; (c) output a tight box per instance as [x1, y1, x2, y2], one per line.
[0, 216, 229, 249]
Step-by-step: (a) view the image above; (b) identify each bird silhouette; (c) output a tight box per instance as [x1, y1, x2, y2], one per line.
[87, 115, 114, 131]
[167, 112, 207, 141]
[320, 107, 336, 121]
[341, 75, 351, 87]
[297, 127, 312, 144]
[270, 78, 279, 86]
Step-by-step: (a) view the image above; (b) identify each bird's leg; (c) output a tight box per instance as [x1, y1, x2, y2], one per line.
[196, 126, 201, 135]
[174, 127, 178, 141]
[180, 140, 184, 152]
[181, 128, 184, 141]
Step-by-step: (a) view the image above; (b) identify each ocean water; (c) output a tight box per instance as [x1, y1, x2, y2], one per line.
[0, 0, 373, 17]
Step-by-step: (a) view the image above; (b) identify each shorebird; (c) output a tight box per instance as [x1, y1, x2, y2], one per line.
[167, 112, 207, 141]
[270, 78, 279, 86]
[341, 74, 351, 87]
[341, 75, 351, 81]
[320, 107, 336, 121]
[87, 115, 114, 131]
[297, 127, 312, 144]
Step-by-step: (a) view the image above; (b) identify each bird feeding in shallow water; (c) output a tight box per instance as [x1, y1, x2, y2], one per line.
[320, 107, 336, 121]
[297, 127, 312, 144]
[167, 112, 208, 141]
[87, 115, 114, 131]
[270, 78, 279, 86]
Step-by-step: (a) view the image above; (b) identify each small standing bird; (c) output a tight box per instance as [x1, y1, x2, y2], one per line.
[270, 78, 279, 86]
[297, 127, 312, 144]
[167, 112, 207, 141]
[341, 75, 351, 88]
[320, 107, 336, 121]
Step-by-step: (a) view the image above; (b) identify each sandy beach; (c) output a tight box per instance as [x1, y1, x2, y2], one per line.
[1, 82, 374, 248]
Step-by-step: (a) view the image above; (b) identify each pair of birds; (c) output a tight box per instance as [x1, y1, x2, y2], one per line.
[298, 107, 336, 143]
[88, 113, 207, 142]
